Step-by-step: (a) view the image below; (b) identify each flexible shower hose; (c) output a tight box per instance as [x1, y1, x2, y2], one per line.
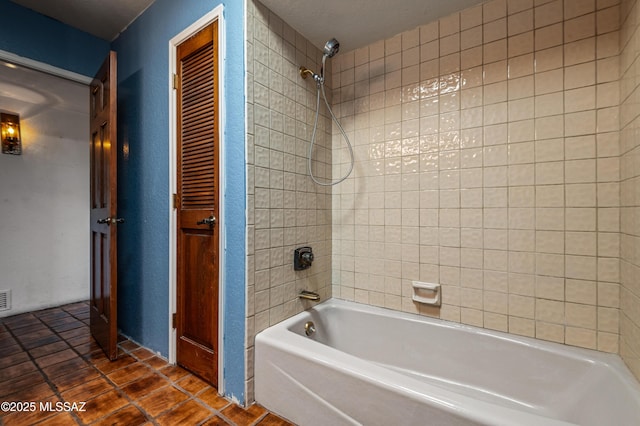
[307, 59, 354, 186]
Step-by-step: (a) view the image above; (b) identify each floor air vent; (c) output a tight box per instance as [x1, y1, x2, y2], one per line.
[0, 289, 10, 311]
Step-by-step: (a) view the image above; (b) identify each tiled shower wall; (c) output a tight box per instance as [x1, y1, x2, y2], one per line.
[332, 0, 623, 354]
[245, 0, 333, 401]
[620, 0, 640, 379]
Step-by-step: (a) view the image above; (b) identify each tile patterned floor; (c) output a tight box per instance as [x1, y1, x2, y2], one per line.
[0, 302, 294, 426]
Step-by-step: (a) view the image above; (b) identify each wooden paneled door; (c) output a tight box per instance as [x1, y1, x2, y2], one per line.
[90, 51, 119, 360]
[175, 21, 220, 385]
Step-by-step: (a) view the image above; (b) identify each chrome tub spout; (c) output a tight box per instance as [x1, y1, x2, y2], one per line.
[299, 290, 320, 301]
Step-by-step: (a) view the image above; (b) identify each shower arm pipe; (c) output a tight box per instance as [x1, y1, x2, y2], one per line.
[299, 66, 315, 80]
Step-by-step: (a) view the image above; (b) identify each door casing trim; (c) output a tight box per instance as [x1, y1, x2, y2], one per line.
[168, 5, 226, 395]
[0, 49, 92, 84]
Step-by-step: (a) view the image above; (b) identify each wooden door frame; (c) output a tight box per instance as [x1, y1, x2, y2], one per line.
[168, 5, 226, 394]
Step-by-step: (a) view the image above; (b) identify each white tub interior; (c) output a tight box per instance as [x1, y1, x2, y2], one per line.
[256, 299, 640, 426]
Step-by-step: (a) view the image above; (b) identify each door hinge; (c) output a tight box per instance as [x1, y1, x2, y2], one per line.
[173, 73, 179, 90]
[172, 313, 177, 329]
[172, 193, 179, 209]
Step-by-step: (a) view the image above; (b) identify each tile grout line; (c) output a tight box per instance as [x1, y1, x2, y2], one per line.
[39, 303, 124, 426]
[115, 343, 225, 425]
[3, 303, 290, 426]
[1, 309, 86, 425]
[58, 313, 162, 425]
[1, 304, 153, 426]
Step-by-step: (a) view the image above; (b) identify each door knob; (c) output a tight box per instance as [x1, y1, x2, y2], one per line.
[97, 217, 125, 225]
[197, 215, 216, 227]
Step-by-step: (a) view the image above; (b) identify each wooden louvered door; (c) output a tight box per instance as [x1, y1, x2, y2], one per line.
[176, 22, 220, 385]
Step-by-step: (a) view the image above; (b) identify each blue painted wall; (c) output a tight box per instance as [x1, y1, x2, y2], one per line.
[112, 0, 246, 402]
[0, 0, 108, 76]
[1, 0, 247, 403]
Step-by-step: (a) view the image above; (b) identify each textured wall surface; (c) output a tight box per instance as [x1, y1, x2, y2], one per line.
[620, 0, 640, 380]
[0, 0, 108, 76]
[245, 0, 333, 402]
[0, 68, 89, 317]
[112, 0, 247, 401]
[332, 0, 622, 354]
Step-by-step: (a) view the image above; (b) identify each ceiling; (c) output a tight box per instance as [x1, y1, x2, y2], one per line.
[0, 61, 86, 119]
[260, 0, 487, 53]
[10, 0, 155, 41]
[10, 0, 487, 51]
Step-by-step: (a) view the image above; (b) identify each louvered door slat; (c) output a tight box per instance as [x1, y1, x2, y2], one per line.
[179, 42, 216, 210]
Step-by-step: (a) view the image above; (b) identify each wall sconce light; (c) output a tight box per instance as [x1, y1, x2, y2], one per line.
[1, 112, 22, 155]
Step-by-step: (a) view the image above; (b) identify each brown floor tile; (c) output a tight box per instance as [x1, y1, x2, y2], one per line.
[0, 372, 46, 398]
[62, 302, 88, 312]
[83, 348, 109, 364]
[256, 413, 295, 426]
[29, 341, 71, 359]
[137, 386, 189, 418]
[5, 381, 55, 402]
[0, 360, 38, 382]
[50, 366, 100, 393]
[90, 404, 147, 426]
[22, 335, 62, 350]
[119, 340, 140, 351]
[36, 309, 68, 320]
[76, 390, 128, 424]
[33, 411, 79, 425]
[75, 342, 102, 356]
[42, 357, 90, 380]
[0, 343, 23, 358]
[2, 395, 60, 426]
[145, 356, 169, 370]
[176, 374, 210, 395]
[0, 332, 17, 347]
[66, 334, 92, 348]
[202, 416, 232, 425]
[94, 354, 136, 374]
[51, 318, 87, 336]
[5, 318, 43, 335]
[3, 316, 42, 331]
[156, 399, 212, 426]
[45, 316, 79, 327]
[58, 327, 89, 340]
[107, 362, 152, 386]
[198, 388, 231, 411]
[131, 347, 155, 361]
[121, 374, 170, 401]
[38, 317, 71, 327]
[159, 365, 190, 382]
[35, 348, 79, 369]
[61, 377, 113, 401]
[16, 328, 55, 342]
[221, 404, 267, 426]
[0, 351, 30, 369]
[2, 302, 288, 426]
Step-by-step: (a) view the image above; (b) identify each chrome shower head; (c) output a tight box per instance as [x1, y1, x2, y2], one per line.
[323, 38, 340, 58]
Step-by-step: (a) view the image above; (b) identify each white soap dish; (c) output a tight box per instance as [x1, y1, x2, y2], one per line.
[411, 281, 441, 306]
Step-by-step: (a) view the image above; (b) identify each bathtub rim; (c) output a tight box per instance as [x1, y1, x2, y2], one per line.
[268, 298, 634, 371]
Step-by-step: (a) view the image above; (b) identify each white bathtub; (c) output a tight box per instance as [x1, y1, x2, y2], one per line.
[255, 299, 640, 426]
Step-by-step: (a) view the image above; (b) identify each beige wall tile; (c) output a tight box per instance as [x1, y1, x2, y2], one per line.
[322, 0, 632, 387]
